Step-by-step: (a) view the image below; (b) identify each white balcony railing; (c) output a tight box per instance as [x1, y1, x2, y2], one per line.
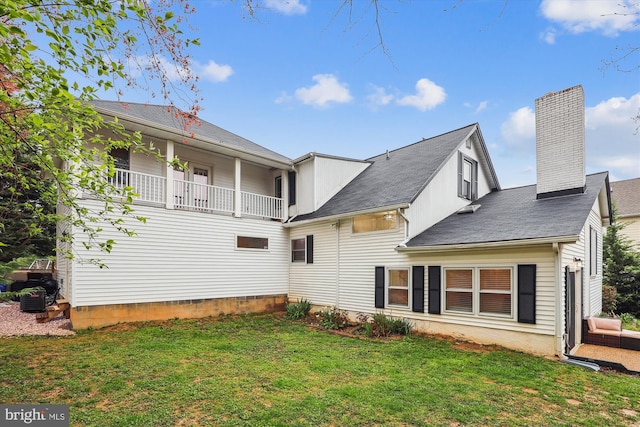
[174, 179, 235, 214]
[110, 169, 166, 205]
[241, 191, 283, 219]
[108, 169, 283, 219]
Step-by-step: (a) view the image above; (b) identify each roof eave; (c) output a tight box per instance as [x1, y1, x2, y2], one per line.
[397, 235, 580, 253]
[284, 203, 410, 228]
[93, 105, 293, 170]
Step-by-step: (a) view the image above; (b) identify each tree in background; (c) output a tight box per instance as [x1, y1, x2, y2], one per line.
[0, 145, 56, 263]
[603, 206, 640, 317]
[0, 0, 200, 263]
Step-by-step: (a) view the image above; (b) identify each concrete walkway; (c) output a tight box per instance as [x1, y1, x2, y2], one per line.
[573, 344, 640, 373]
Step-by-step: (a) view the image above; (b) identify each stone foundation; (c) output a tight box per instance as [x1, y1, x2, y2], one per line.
[70, 294, 287, 329]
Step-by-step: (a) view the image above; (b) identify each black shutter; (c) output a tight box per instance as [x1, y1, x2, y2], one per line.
[471, 159, 478, 201]
[375, 266, 385, 308]
[428, 266, 441, 314]
[412, 266, 425, 313]
[457, 153, 463, 197]
[306, 235, 314, 264]
[518, 264, 536, 324]
[288, 171, 296, 206]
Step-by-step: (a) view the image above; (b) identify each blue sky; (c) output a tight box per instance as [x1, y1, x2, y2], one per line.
[127, 0, 640, 188]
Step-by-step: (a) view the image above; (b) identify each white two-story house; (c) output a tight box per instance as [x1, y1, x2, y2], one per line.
[58, 85, 611, 356]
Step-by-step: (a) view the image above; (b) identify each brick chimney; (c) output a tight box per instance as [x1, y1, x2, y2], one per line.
[535, 85, 586, 199]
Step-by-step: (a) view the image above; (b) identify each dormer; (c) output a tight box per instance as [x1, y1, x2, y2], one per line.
[290, 153, 370, 217]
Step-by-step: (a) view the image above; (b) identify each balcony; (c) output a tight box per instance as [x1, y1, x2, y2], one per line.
[109, 169, 284, 220]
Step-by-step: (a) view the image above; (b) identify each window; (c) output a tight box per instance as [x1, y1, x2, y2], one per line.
[445, 269, 473, 312]
[110, 148, 130, 170]
[291, 235, 313, 263]
[237, 236, 268, 250]
[274, 176, 282, 199]
[444, 267, 513, 317]
[291, 238, 305, 262]
[479, 269, 512, 316]
[458, 153, 478, 201]
[388, 268, 409, 307]
[353, 211, 397, 233]
[108, 147, 130, 186]
[590, 226, 598, 276]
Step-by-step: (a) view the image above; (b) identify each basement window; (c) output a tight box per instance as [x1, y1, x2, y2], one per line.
[236, 236, 269, 250]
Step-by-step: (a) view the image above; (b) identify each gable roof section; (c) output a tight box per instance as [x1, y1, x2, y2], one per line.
[610, 178, 640, 218]
[291, 123, 497, 222]
[90, 100, 291, 166]
[402, 172, 609, 250]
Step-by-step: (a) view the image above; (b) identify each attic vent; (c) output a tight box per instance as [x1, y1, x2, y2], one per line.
[457, 204, 481, 214]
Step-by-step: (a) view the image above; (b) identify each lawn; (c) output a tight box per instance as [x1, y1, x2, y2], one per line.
[1, 314, 638, 426]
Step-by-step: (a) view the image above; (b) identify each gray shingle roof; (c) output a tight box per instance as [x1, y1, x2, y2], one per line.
[292, 124, 487, 221]
[405, 172, 609, 248]
[610, 178, 640, 217]
[90, 100, 291, 164]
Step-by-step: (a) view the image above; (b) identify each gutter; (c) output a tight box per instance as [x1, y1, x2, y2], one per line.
[396, 235, 580, 253]
[282, 203, 410, 228]
[93, 106, 293, 170]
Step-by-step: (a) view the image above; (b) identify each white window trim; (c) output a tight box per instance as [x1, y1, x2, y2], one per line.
[443, 266, 515, 319]
[386, 266, 411, 309]
[291, 237, 306, 263]
[235, 234, 270, 252]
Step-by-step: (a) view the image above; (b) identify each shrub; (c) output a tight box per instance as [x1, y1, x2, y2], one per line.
[602, 285, 617, 314]
[316, 307, 349, 330]
[620, 312, 635, 325]
[285, 299, 312, 320]
[358, 312, 413, 338]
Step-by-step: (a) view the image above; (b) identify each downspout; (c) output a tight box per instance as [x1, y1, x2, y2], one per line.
[397, 208, 410, 247]
[553, 242, 565, 358]
[334, 221, 340, 307]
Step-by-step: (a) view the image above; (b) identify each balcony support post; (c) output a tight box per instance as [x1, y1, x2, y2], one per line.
[281, 170, 289, 221]
[165, 140, 174, 210]
[234, 157, 242, 218]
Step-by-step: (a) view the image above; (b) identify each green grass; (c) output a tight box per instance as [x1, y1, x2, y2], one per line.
[1, 314, 639, 426]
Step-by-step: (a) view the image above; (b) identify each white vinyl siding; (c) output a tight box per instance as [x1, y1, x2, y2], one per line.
[289, 221, 339, 306]
[313, 156, 369, 210]
[69, 200, 288, 307]
[404, 134, 493, 240]
[293, 155, 370, 216]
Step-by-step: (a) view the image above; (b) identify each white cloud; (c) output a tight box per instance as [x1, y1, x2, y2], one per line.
[294, 74, 352, 107]
[540, 27, 557, 45]
[586, 93, 640, 128]
[475, 101, 489, 113]
[540, 0, 640, 36]
[585, 93, 640, 177]
[265, 0, 308, 15]
[396, 78, 446, 111]
[126, 55, 233, 84]
[199, 60, 234, 82]
[127, 55, 191, 82]
[366, 85, 394, 109]
[500, 106, 536, 146]
[274, 91, 294, 105]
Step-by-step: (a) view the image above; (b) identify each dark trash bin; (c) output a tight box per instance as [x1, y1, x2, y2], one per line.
[20, 288, 46, 313]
